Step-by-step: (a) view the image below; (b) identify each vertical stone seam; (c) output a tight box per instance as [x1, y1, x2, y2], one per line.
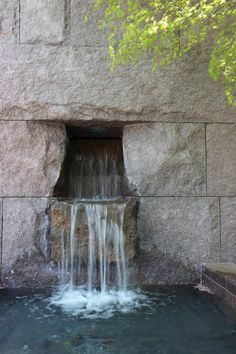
[219, 197, 222, 262]
[205, 123, 208, 196]
[18, 0, 21, 44]
[65, 0, 71, 42]
[0, 198, 3, 284]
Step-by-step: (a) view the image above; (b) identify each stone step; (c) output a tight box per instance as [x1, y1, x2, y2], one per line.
[202, 263, 236, 309]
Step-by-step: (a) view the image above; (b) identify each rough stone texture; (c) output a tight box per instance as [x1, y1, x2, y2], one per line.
[0, 0, 236, 121]
[0, 122, 66, 197]
[220, 198, 236, 263]
[207, 124, 236, 196]
[1, 0, 236, 289]
[0, 43, 236, 122]
[70, 0, 108, 47]
[0, 0, 19, 44]
[50, 198, 137, 264]
[137, 197, 220, 285]
[2, 198, 57, 288]
[123, 123, 206, 196]
[20, 0, 67, 44]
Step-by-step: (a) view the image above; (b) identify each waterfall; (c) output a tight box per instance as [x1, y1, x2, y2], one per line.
[68, 139, 123, 200]
[58, 202, 127, 293]
[51, 139, 144, 318]
[86, 203, 126, 292]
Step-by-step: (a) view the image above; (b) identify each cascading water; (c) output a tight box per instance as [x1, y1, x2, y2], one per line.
[67, 139, 123, 199]
[85, 203, 127, 293]
[51, 139, 145, 318]
[57, 202, 127, 292]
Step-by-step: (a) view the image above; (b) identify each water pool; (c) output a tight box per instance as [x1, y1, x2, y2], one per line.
[0, 287, 236, 354]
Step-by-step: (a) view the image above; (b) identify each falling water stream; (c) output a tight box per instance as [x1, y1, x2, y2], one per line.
[68, 139, 123, 199]
[4, 138, 235, 353]
[51, 140, 145, 318]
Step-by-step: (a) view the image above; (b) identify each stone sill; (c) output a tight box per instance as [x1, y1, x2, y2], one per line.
[202, 263, 236, 310]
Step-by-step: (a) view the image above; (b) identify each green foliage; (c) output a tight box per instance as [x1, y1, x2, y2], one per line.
[93, 0, 236, 105]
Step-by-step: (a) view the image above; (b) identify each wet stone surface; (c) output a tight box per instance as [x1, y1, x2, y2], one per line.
[50, 198, 138, 266]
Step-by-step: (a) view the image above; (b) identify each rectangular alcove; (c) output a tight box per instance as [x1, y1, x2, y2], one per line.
[51, 124, 137, 288]
[54, 124, 130, 199]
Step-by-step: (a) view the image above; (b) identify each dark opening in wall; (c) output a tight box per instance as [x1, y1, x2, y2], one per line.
[54, 124, 129, 198]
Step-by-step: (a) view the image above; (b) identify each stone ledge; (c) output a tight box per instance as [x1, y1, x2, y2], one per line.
[50, 198, 138, 265]
[202, 263, 236, 310]
[1, 42, 236, 122]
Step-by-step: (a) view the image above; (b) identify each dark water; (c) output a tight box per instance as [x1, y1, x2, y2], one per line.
[1, 287, 236, 354]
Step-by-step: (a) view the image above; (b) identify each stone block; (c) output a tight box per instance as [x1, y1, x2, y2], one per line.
[137, 197, 220, 284]
[70, 0, 108, 46]
[20, 0, 67, 44]
[2, 198, 57, 287]
[0, 0, 19, 44]
[207, 124, 236, 196]
[220, 198, 236, 263]
[0, 42, 236, 122]
[0, 122, 66, 197]
[123, 123, 206, 196]
[50, 198, 137, 264]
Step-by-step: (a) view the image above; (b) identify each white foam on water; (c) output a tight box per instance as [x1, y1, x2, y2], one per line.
[50, 143, 145, 319]
[50, 201, 145, 319]
[50, 287, 147, 319]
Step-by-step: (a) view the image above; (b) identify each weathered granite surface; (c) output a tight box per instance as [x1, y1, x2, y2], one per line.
[221, 198, 236, 263]
[20, 0, 68, 44]
[0, 122, 66, 197]
[0, 0, 19, 44]
[207, 124, 236, 196]
[0, 0, 236, 121]
[50, 198, 137, 264]
[137, 197, 220, 284]
[2, 198, 57, 288]
[123, 123, 206, 196]
[70, 0, 108, 47]
[0, 0, 236, 289]
[0, 45, 235, 122]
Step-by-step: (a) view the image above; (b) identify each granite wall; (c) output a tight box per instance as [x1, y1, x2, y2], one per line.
[0, 0, 236, 287]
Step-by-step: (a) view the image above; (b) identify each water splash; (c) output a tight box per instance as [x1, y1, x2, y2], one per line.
[51, 288, 146, 319]
[51, 201, 144, 318]
[51, 139, 143, 318]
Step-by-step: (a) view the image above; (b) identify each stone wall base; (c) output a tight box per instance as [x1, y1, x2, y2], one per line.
[202, 263, 236, 310]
